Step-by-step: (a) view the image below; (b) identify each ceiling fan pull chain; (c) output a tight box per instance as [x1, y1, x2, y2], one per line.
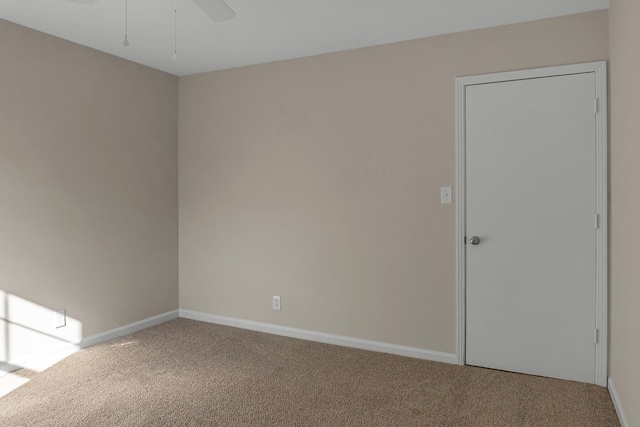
[122, 0, 129, 46]
[172, 0, 178, 61]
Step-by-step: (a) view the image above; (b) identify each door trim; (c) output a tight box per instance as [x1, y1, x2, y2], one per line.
[454, 61, 608, 386]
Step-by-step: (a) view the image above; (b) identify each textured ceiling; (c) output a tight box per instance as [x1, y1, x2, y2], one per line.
[0, 0, 609, 76]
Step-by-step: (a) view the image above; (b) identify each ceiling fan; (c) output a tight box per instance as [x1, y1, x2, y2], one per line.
[68, 0, 237, 23]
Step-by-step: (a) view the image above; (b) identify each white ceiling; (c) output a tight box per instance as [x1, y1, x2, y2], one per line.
[0, 0, 609, 76]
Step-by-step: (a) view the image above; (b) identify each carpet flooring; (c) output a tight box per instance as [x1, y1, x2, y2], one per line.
[0, 318, 619, 426]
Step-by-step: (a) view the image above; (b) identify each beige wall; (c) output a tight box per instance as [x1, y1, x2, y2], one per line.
[609, 0, 640, 424]
[179, 11, 608, 353]
[0, 19, 178, 365]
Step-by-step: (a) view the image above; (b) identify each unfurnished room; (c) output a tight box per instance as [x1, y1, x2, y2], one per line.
[0, 0, 638, 426]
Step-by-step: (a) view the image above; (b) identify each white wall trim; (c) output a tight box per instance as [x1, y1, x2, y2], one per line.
[0, 345, 75, 377]
[0, 309, 179, 377]
[455, 74, 467, 367]
[592, 61, 609, 388]
[455, 61, 609, 386]
[608, 377, 630, 427]
[179, 309, 457, 365]
[79, 309, 179, 349]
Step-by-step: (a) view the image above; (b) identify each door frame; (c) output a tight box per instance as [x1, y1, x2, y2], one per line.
[454, 61, 608, 386]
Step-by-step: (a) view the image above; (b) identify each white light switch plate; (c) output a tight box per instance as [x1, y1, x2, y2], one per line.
[54, 309, 66, 329]
[441, 187, 452, 204]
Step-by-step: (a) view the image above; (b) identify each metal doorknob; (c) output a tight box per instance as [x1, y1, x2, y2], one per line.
[469, 236, 480, 245]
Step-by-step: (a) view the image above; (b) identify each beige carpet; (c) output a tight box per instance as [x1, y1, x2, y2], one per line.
[0, 319, 619, 426]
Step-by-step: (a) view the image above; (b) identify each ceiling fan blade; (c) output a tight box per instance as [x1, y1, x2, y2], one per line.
[192, 0, 236, 22]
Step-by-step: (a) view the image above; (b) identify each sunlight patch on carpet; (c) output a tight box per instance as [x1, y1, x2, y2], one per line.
[111, 341, 138, 347]
[0, 372, 30, 398]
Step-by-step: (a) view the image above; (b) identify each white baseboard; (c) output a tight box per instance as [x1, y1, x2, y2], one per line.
[0, 345, 79, 377]
[79, 309, 179, 349]
[0, 309, 179, 377]
[608, 377, 630, 427]
[179, 309, 457, 365]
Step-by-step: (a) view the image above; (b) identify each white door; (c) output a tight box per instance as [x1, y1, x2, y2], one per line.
[465, 72, 597, 383]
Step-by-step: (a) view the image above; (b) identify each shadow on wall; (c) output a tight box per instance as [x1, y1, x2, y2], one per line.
[0, 289, 82, 397]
